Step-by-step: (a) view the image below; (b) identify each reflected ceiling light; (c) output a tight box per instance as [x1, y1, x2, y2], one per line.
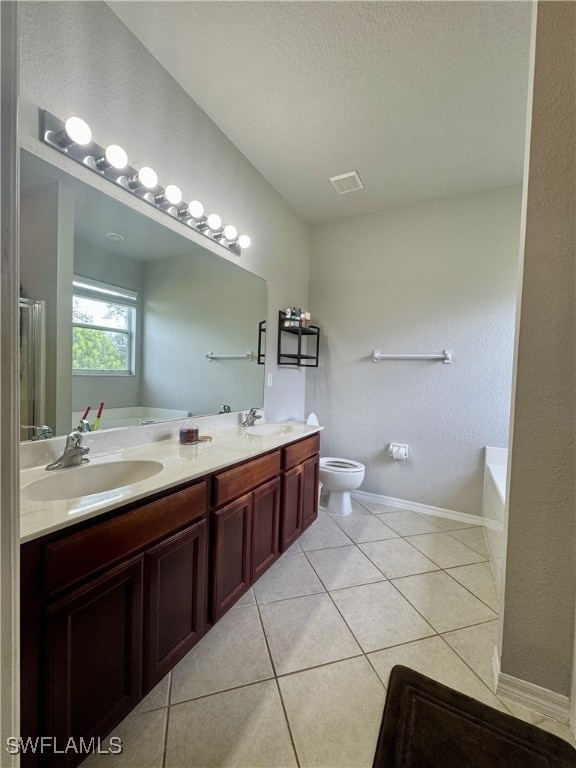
[155, 184, 182, 206]
[56, 116, 92, 147]
[41, 110, 252, 255]
[106, 232, 125, 242]
[128, 166, 158, 190]
[95, 144, 128, 171]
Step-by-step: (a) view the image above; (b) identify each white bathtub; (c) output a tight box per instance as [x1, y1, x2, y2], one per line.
[72, 406, 189, 431]
[482, 447, 507, 599]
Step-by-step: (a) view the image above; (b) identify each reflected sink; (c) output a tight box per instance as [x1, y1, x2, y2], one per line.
[245, 423, 294, 436]
[21, 460, 165, 501]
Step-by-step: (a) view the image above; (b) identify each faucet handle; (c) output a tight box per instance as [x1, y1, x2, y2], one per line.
[66, 430, 83, 449]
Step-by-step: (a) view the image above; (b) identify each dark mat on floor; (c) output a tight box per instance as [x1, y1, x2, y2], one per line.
[373, 665, 576, 768]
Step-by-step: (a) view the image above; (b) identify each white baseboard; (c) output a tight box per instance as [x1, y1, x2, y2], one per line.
[352, 490, 484, 527]
[492, 649, 571, 724]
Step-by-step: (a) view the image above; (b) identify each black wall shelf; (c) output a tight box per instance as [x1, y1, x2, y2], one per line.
[277, 311, 320, 367]
[257, 320, 266, 364]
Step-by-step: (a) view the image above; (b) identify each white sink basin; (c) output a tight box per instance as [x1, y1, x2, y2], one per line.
[245, 423, 294, 436]
[21, 460, 165, 502]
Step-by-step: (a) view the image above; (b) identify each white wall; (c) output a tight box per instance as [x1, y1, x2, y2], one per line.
[20, 182, 74, 435]
[18, 0, 311, 422]
[142, 254, 265, 415]
[500, 0, 575, 699]
[307, 186, 522, 517]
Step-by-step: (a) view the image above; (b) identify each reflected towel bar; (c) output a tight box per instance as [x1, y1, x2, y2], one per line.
[373, 349, 452, 364]
[206, 351, 253, 362]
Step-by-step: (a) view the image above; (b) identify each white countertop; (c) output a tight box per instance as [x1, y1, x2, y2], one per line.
[20, 422, 322, 543]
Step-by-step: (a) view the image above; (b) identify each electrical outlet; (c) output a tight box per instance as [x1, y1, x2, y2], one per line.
[267, 374, 273, 387]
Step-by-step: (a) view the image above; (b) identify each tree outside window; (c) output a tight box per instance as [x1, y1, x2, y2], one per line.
[72, 278, 137, 375]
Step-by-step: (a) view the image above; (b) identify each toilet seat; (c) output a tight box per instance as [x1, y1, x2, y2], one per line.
[320, 457, 365, 473]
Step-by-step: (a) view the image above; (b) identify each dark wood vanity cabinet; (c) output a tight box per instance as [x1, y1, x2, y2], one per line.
[251, 477, 281, 581]
[211, 434, 320, 619]
[20, 432, 320, 767]
[211, 451, 281, 621]
[21, 481, 208, 768]
[43, 557, 144, 767]
[280, 433, 320, 551]
[212, 493, 253, 621]
[145, 518, 207, 690]
[281, 464, 305, 550]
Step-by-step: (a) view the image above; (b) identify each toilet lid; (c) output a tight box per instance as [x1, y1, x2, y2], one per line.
[321, 457, 365, 472]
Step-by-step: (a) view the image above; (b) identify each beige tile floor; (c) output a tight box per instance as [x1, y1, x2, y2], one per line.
[83, 498, 576, 767]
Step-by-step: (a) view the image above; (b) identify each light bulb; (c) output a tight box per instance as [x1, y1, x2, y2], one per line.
[105, 144, 128, 169]
[164, 184, 183, 205]
[238, 234, 251, 249]
[136, 166, 158, 189]
[64, 116, 92, 145]
[223, 225, 238, 241]
[187, 200, 204, 219]
[207, 213, 222, 231]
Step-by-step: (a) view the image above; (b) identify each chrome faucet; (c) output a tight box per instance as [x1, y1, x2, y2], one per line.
[241, 408, 262, 428]
[45, 431, 90, 471]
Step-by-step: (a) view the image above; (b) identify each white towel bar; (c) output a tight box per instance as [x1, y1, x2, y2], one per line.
[206, 351, 253, 362]
[372, 349, 452, 364]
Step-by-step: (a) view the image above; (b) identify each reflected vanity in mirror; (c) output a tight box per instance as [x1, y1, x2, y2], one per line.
[19, 150, 267, 439]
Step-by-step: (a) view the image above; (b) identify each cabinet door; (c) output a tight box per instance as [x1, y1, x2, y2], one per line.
[302, 455, 320, 530]
[145, 519, 207, 691]
[251, 477, 280, 582]
[281, 465, 304, 552]
[212, 493, 252, 621]
[44, 558, 143, 766]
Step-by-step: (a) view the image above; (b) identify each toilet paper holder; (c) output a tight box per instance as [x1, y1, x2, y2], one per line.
[389, 443, 408, 460]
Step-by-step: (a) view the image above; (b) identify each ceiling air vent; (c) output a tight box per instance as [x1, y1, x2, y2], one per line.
[329, 170, 364, 195]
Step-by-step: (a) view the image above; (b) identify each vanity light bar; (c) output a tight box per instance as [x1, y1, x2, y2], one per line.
[40, 110, 251, 256]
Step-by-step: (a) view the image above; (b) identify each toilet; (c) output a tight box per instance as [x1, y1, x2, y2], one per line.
[319, 457, 365, 516]
[306, 414, 365, 516]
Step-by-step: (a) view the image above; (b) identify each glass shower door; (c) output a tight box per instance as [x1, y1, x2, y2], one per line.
[19, 298, 45, 438]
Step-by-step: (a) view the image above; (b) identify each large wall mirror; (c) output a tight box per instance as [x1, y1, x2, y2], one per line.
[19, 150, 267, 439]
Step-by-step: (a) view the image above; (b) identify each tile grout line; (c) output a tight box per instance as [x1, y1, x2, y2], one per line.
[435, 631, 516, 715]
[300, 520, 497, 655]
[388, 571, 498, 633]
[254, 601, 302, 768]
[272, 677, 302, 768]
[441, 567, 499, 615]
[169, 675, 277, 708]
[161, 671, 175, 768]
[398, 534, 489, 572]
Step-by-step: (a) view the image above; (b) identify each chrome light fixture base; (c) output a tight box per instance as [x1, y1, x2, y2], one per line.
[40, 109, 249, 257]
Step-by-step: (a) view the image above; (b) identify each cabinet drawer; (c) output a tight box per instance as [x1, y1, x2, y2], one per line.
[44, 481, 207, 597]
[213, 451, 281, 507]
[283, 434, 320, 470]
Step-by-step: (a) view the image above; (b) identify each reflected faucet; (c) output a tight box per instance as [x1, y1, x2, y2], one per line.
[22, 424, 54, 441]
[45, 431, 90, 471]
[241, 408, 262, 428]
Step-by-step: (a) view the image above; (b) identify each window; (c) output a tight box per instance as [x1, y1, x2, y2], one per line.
[72, 276, 137, 375]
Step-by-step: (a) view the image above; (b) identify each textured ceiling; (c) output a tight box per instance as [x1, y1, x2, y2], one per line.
[108, 1, 533, 224]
